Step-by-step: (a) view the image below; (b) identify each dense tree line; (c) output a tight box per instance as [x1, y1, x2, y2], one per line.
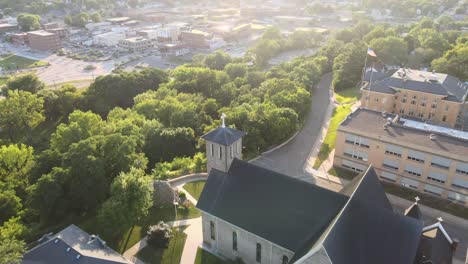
[0, 45, 323, 262]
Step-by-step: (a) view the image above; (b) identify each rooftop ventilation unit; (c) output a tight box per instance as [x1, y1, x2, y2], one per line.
[428, 73, 438, 82]
[66, 247, 71, 252]
[383, 123, 389, 130]
[76, 254, 81, 260]
[430, 134, 437, 140]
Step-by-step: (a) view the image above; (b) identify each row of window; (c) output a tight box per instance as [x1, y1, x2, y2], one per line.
[209, 221, 289, 264]
[380, 173, 467, 204]
[344, 134, 468, 175]
[210, 143, 240, 160]
[396, 109, 447, 121]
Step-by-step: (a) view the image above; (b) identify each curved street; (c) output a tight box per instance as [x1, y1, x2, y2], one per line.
[251, 72, 333, 183]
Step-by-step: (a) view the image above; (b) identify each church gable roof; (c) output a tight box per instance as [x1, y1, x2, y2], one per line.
[196, 159, 347, 252]
[418, 222, 455, 264]
[322, 167, 422, 264]
[404, 202, 422, 222]
[201, 127, 246, 146]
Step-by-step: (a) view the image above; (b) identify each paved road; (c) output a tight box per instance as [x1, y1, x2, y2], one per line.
[251, 72, 332, 182]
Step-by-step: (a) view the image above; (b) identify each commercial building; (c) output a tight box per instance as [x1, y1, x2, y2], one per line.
[10, 32, 28, 45]
[361, 68, 468, 129]
[181, 30, 212, 49]
[0, 23, 17, 33]
[334, 108, 468, 206]
[197, 123, 458, 264]
[93, 31, 126, 46]
[27, 30, 61, 51]
[46, 28, 68, 40]
[118, 37, 153, 52]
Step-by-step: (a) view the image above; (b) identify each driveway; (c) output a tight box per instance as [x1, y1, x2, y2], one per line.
[251, 72, 333, 182]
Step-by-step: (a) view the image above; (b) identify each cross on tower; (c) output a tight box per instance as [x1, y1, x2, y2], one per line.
[414, 196, 420, 204]
[221, 113, 226, 128]
[437, 217, 444, 222]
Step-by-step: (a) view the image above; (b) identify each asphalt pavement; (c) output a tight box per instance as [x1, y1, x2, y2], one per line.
[251, 72, 333, 182]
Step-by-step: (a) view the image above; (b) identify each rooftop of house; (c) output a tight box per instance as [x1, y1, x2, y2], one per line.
[201, 125, 246, 146]
[339, 108, 468, 157]
[363, 68, 468, 102]
[197, 159, 348, 252]
[22, 224, 131, 264]
[27, 30, 56, 37]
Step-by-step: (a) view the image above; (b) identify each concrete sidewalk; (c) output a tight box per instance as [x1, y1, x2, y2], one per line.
[122, 218, 202, 264]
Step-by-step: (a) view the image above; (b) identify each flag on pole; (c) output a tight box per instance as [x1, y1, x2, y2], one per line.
[367, 47, 377, 57]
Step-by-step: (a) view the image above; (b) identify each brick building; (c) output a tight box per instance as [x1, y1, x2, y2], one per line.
[334, 108, 468, 205]
[27, 30, 61, 51]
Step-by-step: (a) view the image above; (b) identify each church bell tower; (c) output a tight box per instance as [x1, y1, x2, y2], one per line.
[201, 113, 246, 173]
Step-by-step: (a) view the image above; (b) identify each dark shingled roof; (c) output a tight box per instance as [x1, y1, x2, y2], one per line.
[363, 69, 468, 102]
[196, 159, 347, 252]
[22, 225, 130, 264]
[405, 203, 423, 222]
[322, 167, 423, 264]
[201, 126, 246, 146]
[416, 223, 455, 264]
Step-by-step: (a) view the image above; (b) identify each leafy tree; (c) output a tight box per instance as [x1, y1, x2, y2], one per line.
[252, 39, 281, 66]
[98, 168, 153, 235]
[27, 167, 68, 225]
[0, 144, 34, 192]
[168, 66, 228, 98]
[0, 237, 25, 264]
[3, 73, 45, 95]
[0, 91, 44, 142]
[38, 84, 81, 121]
[432, 43, 468, 80]
[363, 25, 397, 43]
[203, 50, 232, 70]
[225, 63, 247, 79]
[147, 221, 173, 249]
[17, 13, 40, 31]
[0, 191, 21, 224]
[90, 12, 102, 22]
[369, 36, 408, 65]
[84, 68, 168, 116]
[332, 42, 365, 91]
[50, 110, 104, 153]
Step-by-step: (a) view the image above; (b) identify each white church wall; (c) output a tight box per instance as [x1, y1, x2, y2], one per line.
[202, 212, 294, 264]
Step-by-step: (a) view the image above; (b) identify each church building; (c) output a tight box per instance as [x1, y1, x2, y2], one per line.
[197, 121, 458, 264]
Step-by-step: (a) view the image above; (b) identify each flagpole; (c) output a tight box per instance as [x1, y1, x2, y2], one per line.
[362, 48, 368, 84]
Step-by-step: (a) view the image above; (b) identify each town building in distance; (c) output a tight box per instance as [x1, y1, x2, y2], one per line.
[27, 30, 62, 51]
[334, 108, 468, 206]
[361, 68, 468, 130]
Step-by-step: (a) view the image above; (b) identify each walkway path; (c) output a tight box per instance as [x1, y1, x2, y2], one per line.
[123, 178, 204, 264]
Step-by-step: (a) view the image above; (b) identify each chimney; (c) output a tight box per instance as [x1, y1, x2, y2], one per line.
[452, 238, 459, 251]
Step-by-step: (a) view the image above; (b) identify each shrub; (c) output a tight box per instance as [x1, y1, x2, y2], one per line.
[147, 221, 173, 249]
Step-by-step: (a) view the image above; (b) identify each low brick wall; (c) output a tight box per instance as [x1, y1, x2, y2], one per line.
[167, 173, 208, 187]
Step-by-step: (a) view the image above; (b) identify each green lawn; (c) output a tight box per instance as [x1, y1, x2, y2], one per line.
[328, 166, 359, 181]
[382, 182, 468, 220]
[137, 227, 187, 264]
[313, 104, 353, 169]
[183, 181, 206, 200]
[195, 248, 230, 264]
[0, 54, 48, 70]
[335, 86, 361, 104]
[79, 205, 201, 253]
